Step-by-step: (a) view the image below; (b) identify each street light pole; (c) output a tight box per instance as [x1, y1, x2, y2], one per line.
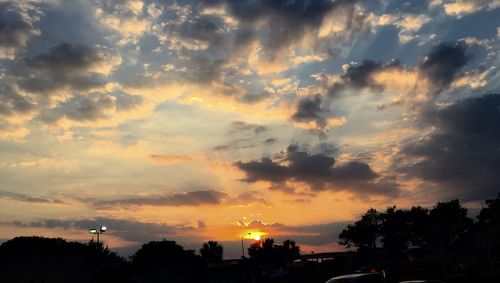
[241, 232, 251, 258]
[89, 226, 107, 243]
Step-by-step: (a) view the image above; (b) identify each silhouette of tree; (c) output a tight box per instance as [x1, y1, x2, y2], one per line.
[406, 206, 430, 248]
[339, 208, 381, 251]
[200, 240, 223, 263]
[380, 206, 411, 258]
[477, 193, 500, 257]
[248, 238, 300, 265]
[427, 200, 472, 251]
[378, 206, 431, 258]
[425, 200, 473, 277]
[131, 239, 201, 283]
[0, 236, 128, 283]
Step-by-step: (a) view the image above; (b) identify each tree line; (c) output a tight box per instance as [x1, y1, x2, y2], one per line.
[0, 193, 499, 282]
[338, 194, 500, 281]
[0, 235, 300, 282]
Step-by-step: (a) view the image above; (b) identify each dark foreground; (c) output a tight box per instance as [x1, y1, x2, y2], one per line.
[0, 236, 499, 283]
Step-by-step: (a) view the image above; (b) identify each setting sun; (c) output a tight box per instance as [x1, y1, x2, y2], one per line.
[243, 231, 268, 241]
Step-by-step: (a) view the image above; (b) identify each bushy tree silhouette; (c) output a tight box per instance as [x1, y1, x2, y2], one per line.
[131, 239, 202, 283]
[200, 240, 223, 263]
[427, 200, 472, 251]
[477, 193, 500, 257]
[339, 208, 381, 250]
[406, 206, 430, 248]
[0, 236, 128, 283]
[379, 206, 430, 257]
[247, 238, 300, 266]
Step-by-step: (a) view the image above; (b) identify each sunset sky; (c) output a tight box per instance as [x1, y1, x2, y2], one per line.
[0, 0, 499, 258]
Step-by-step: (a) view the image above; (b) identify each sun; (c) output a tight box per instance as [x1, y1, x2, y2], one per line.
[243, 231, 267, 241]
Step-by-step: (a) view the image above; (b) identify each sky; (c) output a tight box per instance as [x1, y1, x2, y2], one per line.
[0, 0, 499, 258]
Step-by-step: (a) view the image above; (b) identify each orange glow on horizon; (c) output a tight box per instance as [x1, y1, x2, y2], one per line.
[242, 231, 268, 241]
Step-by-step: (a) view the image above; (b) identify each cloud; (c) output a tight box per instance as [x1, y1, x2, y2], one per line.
[377, 13, 432, 43]
[7, 217, 194, 243]
[337, 59, 403, 93]
[38, 92, 115, 124]
[289, 60, 401, 130]
[229, 191, 269, 207]
[418, 41, 469, 92]
[284, 221, 352, 246]
[203, 0, 350, 53]
[236, 144, 400, 197]
[169, 13, 226, 51]
[394, 93, 500, 201]
[443, 0, 499, 16]
[0, 83, 36, 117]
[95, 0, 148, 45]
[229, 121, 267, 135]
[0, 191, 65, 204]
[236, 219, 351, 246]
[86, 189, 269, 209]
[24, 42, 118, 75]
[113, 90, 144, 111]
[150, 154, 200, 164]
[18, 42, 121, 95]
[291, 94, 327, 129]
[0, 2, 41, 59]
[35, 88, 143, 125]
[91, 190, 229, 208]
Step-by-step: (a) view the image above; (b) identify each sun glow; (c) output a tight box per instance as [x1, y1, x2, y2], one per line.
[243, 231, 268, 241]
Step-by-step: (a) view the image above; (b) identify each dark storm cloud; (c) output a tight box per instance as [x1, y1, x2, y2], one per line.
[418, 41, 469, 91]
[8, 217, 195, 243]
[0, 2, 40, 59]
[394, 93, 500, 201]
[0, 191, 65, 204]
[91, 190, 229, 208]
[16, 43, 117, 94]
[38, 92, 115, 124]
[236, 144, 400, 197]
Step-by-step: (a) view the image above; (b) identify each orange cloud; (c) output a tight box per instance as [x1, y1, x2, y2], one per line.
[150, 154, 202, 164]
